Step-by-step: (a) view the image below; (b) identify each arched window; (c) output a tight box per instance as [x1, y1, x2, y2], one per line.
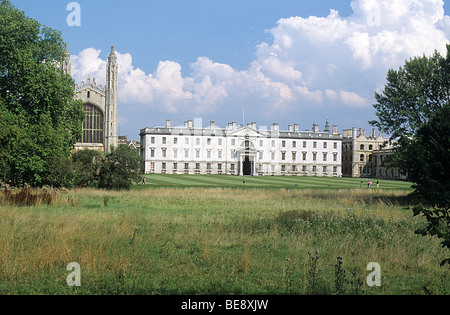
[80, 103, 104, 144]
[360, 144, 365, 150]
[360, 154, 365, 162]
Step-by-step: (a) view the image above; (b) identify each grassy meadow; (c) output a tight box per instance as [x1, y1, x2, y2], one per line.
[0, 175, 448, 295]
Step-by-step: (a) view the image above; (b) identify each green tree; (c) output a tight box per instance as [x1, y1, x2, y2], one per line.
[371, 45, 450, 139]
[72, 149, 102, 187]
[401, 104, 450, 206]
[46, 155, 75, 189]
[0, 0, 84, 187]
[371, 46, 450, 267]
[408, 104, 450, 267]
[0, 101, 18, 184]
[97, 145, 143, 190]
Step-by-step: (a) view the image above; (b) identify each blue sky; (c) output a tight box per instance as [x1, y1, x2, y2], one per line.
[12, 0, 450, 140]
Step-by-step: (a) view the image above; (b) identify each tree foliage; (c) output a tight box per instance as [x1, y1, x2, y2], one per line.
[400, 104, 450, 207]
[0, 100, 19, 184]
[68, 145, 145, 191]
[0, 0, 84, 187]
[71, 147, 143, 190]
[371, 45, 450, 139]
[409, 104, 450, 267]
[97, 145, 144, 190]
[72, 149, 102, 188]
[371, 46, 450, 267]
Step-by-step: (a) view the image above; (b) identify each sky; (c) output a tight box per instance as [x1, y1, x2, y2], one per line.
[12, 0, 450, 141]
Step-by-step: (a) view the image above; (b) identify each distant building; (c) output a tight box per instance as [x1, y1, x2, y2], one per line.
[372, 148, 408, 180]
[119, 135, 141, 151]
[342, 127, 391, 178]
[118, 135, 128, 145]
[140, 119, 343, 176]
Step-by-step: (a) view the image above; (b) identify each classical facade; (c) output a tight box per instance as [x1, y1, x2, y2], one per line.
[341, 128, 391, 178]
[62, 44, 119, 153]
[140, 119, 342, 177]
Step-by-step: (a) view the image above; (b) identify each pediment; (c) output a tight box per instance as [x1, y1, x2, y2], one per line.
[227, 126, 265, 138]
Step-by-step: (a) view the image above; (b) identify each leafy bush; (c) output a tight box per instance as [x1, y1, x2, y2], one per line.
[72, 149, 102, 187]
[97, 145, 143, 190]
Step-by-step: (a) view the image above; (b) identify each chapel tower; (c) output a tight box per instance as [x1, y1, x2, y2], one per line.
[105, 45, 119, 152]
[62, 43, 71, 75]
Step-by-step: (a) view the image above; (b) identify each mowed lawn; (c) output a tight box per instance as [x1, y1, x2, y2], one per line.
[137, 174, 413, 191]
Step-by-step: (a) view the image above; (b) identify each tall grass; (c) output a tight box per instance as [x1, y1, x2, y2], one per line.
[0, 187, 448, 295]
[2, 188, 57, 207]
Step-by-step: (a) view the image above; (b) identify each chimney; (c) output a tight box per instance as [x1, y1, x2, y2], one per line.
[188, 120, 193, 128]
[294, 124, 299, 132]
[232, 122, 237, 130]
[194, 117, 202, 129]
[273, 123, 279, 131]
[252, 122, 256, 129]
[184, 121, 189, 128]
[210, 120, 215, 129]
[313, 124, 319, 133]
[228, 122, 232, 130]
[166, 119, 171, 128]
[352, 127, 357, 139]
[333, 125, 338, 135]
[288, 125, 293, 132]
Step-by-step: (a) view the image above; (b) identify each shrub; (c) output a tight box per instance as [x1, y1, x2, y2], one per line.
[97, 145, 143, 190]
[72, 149, 102, 187]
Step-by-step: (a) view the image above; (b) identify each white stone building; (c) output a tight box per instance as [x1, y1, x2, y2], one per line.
[140, 119, 342, 177]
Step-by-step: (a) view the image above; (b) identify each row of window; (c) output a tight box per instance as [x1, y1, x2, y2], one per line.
[150, 162, 339, 174]
[343, 154, 374, 163]
[149, 148, 339, 162]
[343, 144, 379, 151]
[150, 136, 339, 149]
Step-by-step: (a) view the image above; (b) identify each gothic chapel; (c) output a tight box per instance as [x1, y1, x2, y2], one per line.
[62, 44, 119, 153]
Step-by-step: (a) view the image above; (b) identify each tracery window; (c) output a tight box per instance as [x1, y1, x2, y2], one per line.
[80, 103, 104, 144]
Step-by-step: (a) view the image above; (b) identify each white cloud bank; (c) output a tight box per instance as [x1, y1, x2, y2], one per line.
[71, 0, 450, 126]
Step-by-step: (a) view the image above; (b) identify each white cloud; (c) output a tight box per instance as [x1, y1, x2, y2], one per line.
[71, 0, 450, 129]
[71, 48, 106, 84]
[339, 91, 368, 107]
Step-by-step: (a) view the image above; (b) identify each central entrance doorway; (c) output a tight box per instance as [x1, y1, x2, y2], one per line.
[239, 137, 256, 177]
[243, 156, 253, 176]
